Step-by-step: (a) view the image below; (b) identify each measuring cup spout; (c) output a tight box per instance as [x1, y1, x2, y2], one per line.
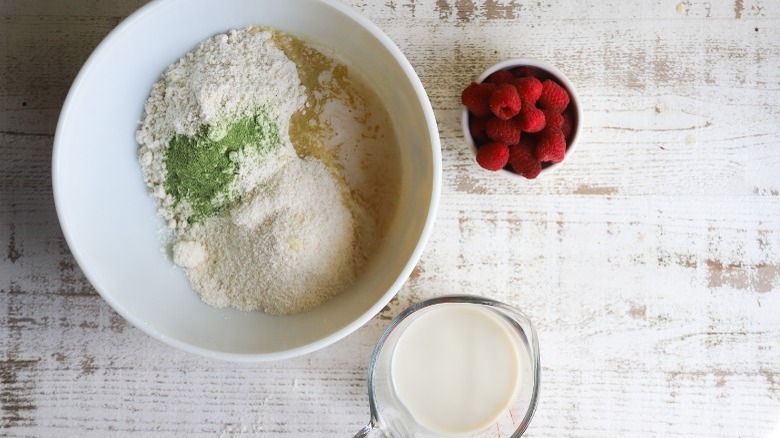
[353, 420, 390, 438]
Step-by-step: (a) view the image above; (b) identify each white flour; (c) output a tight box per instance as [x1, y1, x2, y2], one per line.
[137, 28, 364, 314]
[137, 28, 305, 232]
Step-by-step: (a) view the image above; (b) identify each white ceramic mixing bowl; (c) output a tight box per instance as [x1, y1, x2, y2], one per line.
[53, 0, 441, 361]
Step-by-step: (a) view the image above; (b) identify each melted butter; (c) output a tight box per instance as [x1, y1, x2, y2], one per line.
[271, 31, 362, 237]
[269, 29, 399, 230]
[271, 31, 373, 171]
[255, 27, 401, 263]
[272, 32, 347, 164]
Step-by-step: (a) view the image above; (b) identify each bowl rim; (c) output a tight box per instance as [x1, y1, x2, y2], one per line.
[461, 57, 582, 179]
[51, 0, 442, 362]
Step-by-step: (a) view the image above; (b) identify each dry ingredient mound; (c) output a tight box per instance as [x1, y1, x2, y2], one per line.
[173, 158, 355, 314]
[137, 27, 365, 315]
[137, 28, 305, 231]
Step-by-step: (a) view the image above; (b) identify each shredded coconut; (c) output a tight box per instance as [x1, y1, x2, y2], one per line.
[137, 28, 367, 315]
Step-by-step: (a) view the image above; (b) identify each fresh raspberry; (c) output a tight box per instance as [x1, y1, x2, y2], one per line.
[518, 105, 546, 133]
[537, 79, 570, 113]
[485, 70, 515, 85]
[517, 136, 538, 151]
[489, 84, 521, 120]
[508, 142, 541, 179]
[542, 110, 564, 130]
[512, 77, 542, 104]
[469, 117, 490, 143]
[510, 66, 536, 77]
[475, 142, 510, 171]
[536, 128, 567, 163]
[461, 82, 497, 118]
[486, 117, 522, 145]
[561, 111, 574, 139]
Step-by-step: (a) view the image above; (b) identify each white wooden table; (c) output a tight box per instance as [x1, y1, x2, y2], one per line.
[2, 0, 779, 436]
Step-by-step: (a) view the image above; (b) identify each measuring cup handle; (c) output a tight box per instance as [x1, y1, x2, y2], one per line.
[353, 421, 390, 438]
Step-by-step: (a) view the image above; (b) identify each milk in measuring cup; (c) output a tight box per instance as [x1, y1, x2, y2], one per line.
[390, 303, 529, 434]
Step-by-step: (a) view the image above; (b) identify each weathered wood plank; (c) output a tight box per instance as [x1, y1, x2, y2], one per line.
[1, 0, 779, 436]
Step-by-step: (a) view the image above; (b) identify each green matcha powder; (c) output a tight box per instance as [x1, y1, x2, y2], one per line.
[164, 109, 280, 222]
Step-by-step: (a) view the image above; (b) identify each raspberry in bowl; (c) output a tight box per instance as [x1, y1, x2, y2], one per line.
[461, 58, 582, 179]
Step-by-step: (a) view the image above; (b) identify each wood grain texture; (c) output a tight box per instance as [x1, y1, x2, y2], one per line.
[1, 0, 779, 436]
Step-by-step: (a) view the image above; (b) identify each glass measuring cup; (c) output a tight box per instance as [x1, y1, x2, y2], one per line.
[355, 295, 540, 438]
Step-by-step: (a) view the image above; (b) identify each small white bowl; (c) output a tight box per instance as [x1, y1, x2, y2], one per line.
[53, 0, 441, 362]
[462, 58, 582, 178]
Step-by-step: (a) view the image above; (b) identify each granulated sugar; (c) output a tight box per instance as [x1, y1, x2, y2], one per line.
[137, 27, 374, 315]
